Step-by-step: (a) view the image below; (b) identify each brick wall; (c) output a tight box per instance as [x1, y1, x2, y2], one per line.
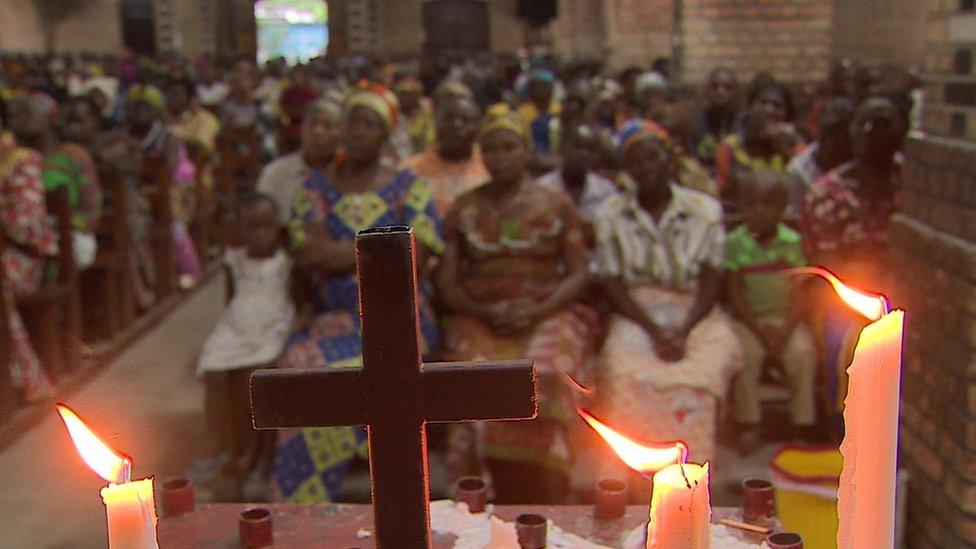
[832, 0, 927, 69]
[890, 136, 976, 548]
[681, 0, 832, 85]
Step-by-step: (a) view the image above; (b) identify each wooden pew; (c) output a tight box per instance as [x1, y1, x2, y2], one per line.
[215, 126, 261, 247]
[0, 220, 21, 419]
[16, 186, 81, 378]
[142, 154, 178, 299]
[187, 146, 217, 261]
[79, 168, 136, 341]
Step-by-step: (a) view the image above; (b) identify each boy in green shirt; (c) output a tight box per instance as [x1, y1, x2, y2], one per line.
[724, 169, 816, 454]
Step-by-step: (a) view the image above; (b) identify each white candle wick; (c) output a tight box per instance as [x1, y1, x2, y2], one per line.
[121, 459, 132, 484]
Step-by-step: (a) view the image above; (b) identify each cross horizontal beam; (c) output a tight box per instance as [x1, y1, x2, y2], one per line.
[250, 359, 537, 429]
[251, 368, 366, 428]
[422, 360, 537, 422]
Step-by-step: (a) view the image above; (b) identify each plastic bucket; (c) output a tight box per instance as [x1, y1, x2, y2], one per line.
[770, 444, 842, 549]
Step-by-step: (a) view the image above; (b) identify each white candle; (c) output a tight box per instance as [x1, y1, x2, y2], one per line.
[57, 405, 159, 549]
[646, 462, 711, 549]
[102, 478, 159, 549]
[836, 310, 904, 549]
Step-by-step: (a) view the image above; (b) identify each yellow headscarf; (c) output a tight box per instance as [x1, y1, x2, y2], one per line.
[343, 82, 399, 131]
[479, 104, 530, 146]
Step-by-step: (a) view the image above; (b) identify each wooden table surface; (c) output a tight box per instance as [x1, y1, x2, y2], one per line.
[158, 503, 766, 548]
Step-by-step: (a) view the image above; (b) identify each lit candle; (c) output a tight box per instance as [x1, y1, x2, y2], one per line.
[647, 463, 711, 549]
[579, 409, 709, 548]
[802, 268, 903, 549]
[57, 404, 159, 549]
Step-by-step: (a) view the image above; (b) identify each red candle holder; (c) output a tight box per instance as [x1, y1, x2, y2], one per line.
[742, 477, 775, 524]
[593, 478, 627, 519]
[160, 477, 195, 517]
[516, 513, 548, 549]
[767, 531, 803, 548]
[239, 507, 273, 548]
[454, 476, 489, 513]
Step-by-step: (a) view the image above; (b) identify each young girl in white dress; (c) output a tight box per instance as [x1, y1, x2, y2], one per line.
[197, 192, 295, 499]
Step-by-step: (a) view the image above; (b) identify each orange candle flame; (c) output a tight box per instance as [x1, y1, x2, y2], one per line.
[578, 408, 686, 475]
[795, 266, 889, 321]
[56, 404, 131, 484]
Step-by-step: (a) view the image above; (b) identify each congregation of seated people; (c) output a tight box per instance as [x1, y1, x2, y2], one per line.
[0, 52, 912, 504]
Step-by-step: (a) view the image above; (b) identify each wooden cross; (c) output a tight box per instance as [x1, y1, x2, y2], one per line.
[250, 226, 538, 548]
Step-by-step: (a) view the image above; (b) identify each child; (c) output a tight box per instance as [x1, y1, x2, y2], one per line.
[197, 192, 295, 500]
[724, 169, 817, 455]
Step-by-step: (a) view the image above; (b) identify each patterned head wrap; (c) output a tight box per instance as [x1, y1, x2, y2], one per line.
[616, 118, 672, 157]
[478, 104, 530, 146]
[343, 81, 399, 131]
[433, 79, 473, 105]
[615, 118, 680, 182]
[26, 91, 59, 122]
[125, 84, 166, 115]
[393, 78, 424, 96]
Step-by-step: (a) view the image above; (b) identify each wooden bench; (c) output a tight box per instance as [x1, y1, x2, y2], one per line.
[16, 186, 81, 379]
[0, 220, 21, 419]
[215, 126, 261, 247]
[142, 155, 178, 299]
[79, 168, 137, 342]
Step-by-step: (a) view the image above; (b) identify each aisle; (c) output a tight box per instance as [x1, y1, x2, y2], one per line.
[0, 277, 223, 549]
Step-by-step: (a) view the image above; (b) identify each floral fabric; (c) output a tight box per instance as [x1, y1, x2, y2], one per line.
[0, 146, 56, 401]
[273, 168, 443, 503]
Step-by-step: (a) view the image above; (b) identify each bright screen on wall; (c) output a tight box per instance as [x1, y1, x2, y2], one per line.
[255, 0, 328, 64]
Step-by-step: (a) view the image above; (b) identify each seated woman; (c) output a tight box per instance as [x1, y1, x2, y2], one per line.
[272, 85, 444, 503]
[437, 109, 596, 504]
[715, 81, 802, 211]
[1, 96, 58, 401]
[591, 121, 742, 486]
[126, 85, 203, 289]
[801, 97, 906, 432]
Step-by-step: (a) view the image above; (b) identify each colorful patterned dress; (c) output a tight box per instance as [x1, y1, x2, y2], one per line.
[1, 146, 56, 401]
[442, 182, 600, 493]
[272, 168, 444, 503]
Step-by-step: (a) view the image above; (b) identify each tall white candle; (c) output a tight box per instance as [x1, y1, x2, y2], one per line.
[646, 462, 711, 549]
[102, 478, 159, 549]
[57, 405, 159, 549]
[836, 310, 904, 549]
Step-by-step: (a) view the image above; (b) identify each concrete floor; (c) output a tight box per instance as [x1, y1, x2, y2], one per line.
[0, 279, 222, 549]
[0, 275, 786, 548]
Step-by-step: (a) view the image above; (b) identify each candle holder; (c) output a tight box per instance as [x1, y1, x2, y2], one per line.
[239, 507, 273, 548]
[742, 477, 775, 524]
[766, 531, 803, 549]
[160, 477, 195, 517]
[515, 513, 548, 549]
[454, 476, 489, 513]
[593, 478, 627, 519]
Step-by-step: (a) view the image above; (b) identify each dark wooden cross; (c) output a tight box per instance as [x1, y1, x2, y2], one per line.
[250, 226, 538, 548]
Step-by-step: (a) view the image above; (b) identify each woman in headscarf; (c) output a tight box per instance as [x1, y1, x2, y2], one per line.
[271, 84, 444, 503]
[590, 120, 742, 488]
[1, 95, 57, 401]
[126, 85, 202, 289]
[393, 77, 436, 155]
[715, 81, 803, 210]
[437, 108, 597, 504]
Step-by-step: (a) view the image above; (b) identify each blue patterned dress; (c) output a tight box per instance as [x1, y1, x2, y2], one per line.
[272, 168, 444, 502]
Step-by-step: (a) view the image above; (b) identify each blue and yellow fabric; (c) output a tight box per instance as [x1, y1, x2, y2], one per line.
[273, 167, 444, 503]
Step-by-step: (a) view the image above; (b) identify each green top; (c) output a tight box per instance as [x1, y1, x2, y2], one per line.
[723, 223, 806, 318]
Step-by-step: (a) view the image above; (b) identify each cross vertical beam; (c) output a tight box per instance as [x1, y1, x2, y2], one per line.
[357, 226, 430, 548]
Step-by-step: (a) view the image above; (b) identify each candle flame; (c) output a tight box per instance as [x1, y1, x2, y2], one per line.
[795, 266, 888, 321]
[578, 408, 686, 474]
[56, 404, 131, 484]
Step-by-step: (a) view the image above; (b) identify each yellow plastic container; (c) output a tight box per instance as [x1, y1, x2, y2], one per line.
[769, 444, 842, 549]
